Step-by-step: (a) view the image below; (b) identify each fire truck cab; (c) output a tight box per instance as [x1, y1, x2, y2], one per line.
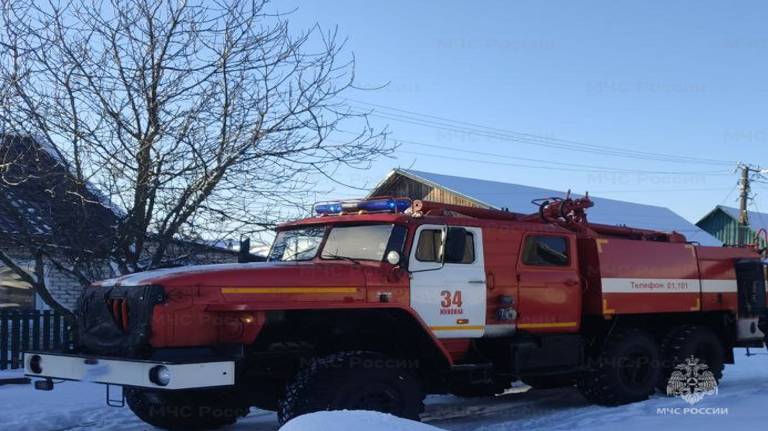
[24, 196, 768, 430]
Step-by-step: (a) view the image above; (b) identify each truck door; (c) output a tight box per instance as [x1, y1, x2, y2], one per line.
[409, 224, 486, 338]
[516, 233, 581, 332]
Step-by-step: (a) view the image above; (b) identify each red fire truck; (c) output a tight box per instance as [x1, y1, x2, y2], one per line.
[24, 195, 767, 429]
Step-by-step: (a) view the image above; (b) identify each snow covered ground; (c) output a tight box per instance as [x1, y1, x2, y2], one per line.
[281, 411, 443, 431]
[1, 348, 767, 431]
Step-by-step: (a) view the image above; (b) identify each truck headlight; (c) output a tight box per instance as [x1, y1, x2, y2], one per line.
[149, 365, 171, 386]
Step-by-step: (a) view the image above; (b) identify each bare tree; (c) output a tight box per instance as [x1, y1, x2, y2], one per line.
[0, 0, 390, 306]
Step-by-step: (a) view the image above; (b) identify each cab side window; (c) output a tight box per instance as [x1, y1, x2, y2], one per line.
[457, 231, 475, 263]
[522, 235, 569, 266]
[416, 229, 442, 262]
[415, 228, 475, 264]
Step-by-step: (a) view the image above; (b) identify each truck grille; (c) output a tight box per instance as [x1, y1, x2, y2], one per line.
[76, 285, 165, 357]
[106, 298, 130, 332]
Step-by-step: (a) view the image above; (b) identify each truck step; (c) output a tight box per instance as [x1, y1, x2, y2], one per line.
[450, 363, 494, 371]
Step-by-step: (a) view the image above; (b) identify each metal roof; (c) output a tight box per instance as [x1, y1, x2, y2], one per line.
[384, 169, 721, 246]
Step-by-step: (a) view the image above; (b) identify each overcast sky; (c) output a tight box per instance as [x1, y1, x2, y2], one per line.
[282, 1, 768, 223]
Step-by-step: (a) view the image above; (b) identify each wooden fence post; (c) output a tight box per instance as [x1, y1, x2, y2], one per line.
[0, 311, 8, 370]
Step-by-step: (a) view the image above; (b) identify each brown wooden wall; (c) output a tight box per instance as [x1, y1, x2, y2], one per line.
[373, 174, 487, 208]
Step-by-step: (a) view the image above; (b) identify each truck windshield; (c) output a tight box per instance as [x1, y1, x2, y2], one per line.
[268, 224, 397, 262]
[321, 224, 395, 261]
[268, 226, 325, 261]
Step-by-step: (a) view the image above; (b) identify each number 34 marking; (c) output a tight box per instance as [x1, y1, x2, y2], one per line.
[440, 290, 463, 308]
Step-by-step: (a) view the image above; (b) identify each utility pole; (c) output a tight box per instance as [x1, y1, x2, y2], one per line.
[736, 163, 764, 246]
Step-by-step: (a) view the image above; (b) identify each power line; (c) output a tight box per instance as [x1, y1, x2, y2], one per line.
[371, 110, 729, 166]
[332, 131, 731, 176]
[331, 187, 731, 197]
[397, 149, 731, 176]
[719, 182, 739, 206]
[348, 99, 738, 167]
[750, 200, 767, 227]
[354, 100, 736, 166]
[591, 187, 734, 194]
[390, 137, 731, 176]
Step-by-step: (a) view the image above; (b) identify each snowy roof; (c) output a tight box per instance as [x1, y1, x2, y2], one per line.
[707, 205, 768, 233]
[379, 169, 721, 246]
[0, 135, 118, 252]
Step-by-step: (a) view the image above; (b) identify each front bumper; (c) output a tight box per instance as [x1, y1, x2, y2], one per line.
[23, 351, 235, 390]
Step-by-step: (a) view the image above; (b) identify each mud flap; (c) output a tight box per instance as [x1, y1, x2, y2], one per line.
[735, 259, 767, 342]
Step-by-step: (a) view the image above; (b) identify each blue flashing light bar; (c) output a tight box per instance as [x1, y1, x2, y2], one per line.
[314, 202, 343, 214]
[314, 198, 412, 215]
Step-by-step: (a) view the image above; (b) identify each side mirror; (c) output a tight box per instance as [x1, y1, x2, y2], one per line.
[239, 236, 267, 262]
[443, 227, 467, 263]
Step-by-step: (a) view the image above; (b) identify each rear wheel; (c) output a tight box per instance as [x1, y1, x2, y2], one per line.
[125, 387, 249, 430]
[278, 351, 424, 425]
[759, 311, 768, 347]
[577, 328, 661, 406]
[657, 325, 724, 393]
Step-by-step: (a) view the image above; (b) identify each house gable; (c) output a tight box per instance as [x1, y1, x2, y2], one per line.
[371, 168, 721, 246]
[696, 205, 768, 246]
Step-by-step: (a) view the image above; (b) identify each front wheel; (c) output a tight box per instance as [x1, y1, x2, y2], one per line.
[125, 387, 249, 430]
[577, 328, 661, 406]
[278, 351, 424, 425]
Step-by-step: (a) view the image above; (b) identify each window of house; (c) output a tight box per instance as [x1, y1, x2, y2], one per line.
[522, 236, 569, 266]
[0, 263, 35, 309]
[415, 228, 475, 264]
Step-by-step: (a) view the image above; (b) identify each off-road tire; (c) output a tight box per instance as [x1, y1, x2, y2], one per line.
[125, 387, 249, 430]
[577, 328, 661, 406]
[657, 325, 725, 393]
[522, 375, 574, 390]
[758, 311, 768, 347]
[277, 351, 424, 425]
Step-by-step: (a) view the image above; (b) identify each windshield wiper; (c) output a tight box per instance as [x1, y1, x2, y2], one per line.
[280, 250, 314, 261]
[323, 253, 361, 265]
